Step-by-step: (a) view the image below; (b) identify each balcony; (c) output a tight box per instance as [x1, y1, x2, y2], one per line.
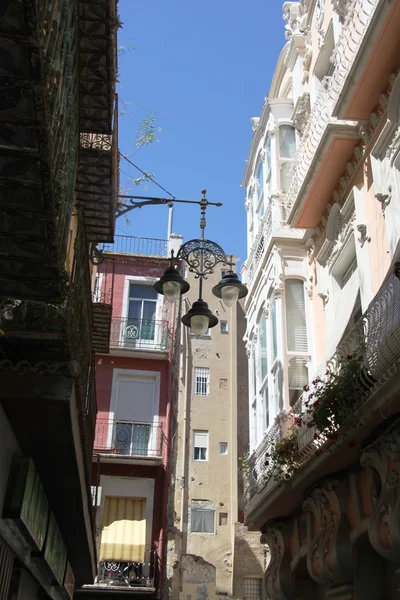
[0, 0, 80, 301]
[96, 547, 159, 589]
[76, 99, 119, 244]
[286, 77, 359, 229]
[103, 236, 169, 257]
[94, 420, 163, 459]
[110, 318, 171, 356]
[242, 203, 273, 289]
[0, 211, 97, 583]
[331, 0, 400, 120]
[244, 254, 400, 527]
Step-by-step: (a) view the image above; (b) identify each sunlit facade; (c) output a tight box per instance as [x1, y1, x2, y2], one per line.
[242, 0, 400, 597]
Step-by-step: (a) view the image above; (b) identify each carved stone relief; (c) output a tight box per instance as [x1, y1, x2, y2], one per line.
[360, 420, 400, 562]
[333, 0, 351, 21]
[302, 480, 355, 587]
[262, 520, 295, 600]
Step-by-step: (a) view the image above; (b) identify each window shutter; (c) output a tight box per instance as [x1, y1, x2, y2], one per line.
[288, 357, 308, 389]
[259, 313, 268, 381]
[194, 432, 208, 448]
[285, 280, 308, 352]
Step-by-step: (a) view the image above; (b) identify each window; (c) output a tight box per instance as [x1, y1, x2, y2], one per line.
[190, 504, 215, 534]
[259, 312, 268, 382]
[127, 283, 158, 342]
[194, 367, 209, 395]
[261, 387, 269, 430]
[270, 295, 278, 362]
[278, 125, 296, 193]
[256, 162, 264, 219]
[219, 442, 228, 454]
[285, 279, 308, 352]
[220, 320, 228, 333]
[219, 513, 228, 526]
[288, 357, 308, 407]
[193, 431, 208, 461]
[190, 326, 210, 337]
[243, 578, 262, 600]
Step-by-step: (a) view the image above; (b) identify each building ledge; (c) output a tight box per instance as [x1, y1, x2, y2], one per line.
[287, 121, 359, 229]
[245, 372, 400, 530]
[93, 453, 163, 466]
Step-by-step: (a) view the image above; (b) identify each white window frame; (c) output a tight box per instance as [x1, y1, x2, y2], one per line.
[193, 431, 209, 461]
[219, 442, 228, 455]
[243, 577, 262, 600]
[190, 505, 216, 535]
[194, 367, 210, 396]
[277, 124, 297, 194]
[220, 320, 228, 333]
[108, 369, 161, 448]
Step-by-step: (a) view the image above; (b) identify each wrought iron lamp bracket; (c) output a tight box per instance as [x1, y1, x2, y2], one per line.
[89, 242, 104, 266]
[174, 239, 234, 279]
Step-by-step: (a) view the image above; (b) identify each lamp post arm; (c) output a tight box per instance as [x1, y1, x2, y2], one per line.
[117, 195, 223, 218]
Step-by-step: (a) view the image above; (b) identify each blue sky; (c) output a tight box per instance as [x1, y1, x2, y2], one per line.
[116, 0, 286, 267]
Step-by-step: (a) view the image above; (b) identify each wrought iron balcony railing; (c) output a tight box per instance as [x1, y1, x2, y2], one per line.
[97, 547, 159, 588]
[110, 318, 171, 352]
[103, 235, 169, 257]
[94, 420, 163, 458]
[245, 257, 400, 504]
[242, 203, 273, 288]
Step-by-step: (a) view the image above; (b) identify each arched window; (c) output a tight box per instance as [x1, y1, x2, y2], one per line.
[278, 125, 296, 193]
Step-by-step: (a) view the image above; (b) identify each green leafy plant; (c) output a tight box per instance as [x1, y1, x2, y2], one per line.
[265, 428, 300, 481]
[301, 346, 372, 441]
[239, 447, 250, 475]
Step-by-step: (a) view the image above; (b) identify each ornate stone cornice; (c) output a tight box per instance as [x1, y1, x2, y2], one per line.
[262, 519, 295, 600]
[302, 480, 355, 587]
[360, 420, 400, 562]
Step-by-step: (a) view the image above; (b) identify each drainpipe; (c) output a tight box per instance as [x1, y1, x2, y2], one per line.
[180, 299, 192, 556]
[159, 292, 181, 595]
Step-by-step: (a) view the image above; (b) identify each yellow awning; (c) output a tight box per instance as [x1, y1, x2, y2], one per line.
[99, 497, 146, 562]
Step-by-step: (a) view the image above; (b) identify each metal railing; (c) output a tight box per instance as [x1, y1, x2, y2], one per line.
[97, 546, 158, 587]
[94, 420, 163, 457]
[110, 318, 170, 352]
[245, 258, 400, 503]
[242, 202, 273, 287]
[103, 236, 168, 257]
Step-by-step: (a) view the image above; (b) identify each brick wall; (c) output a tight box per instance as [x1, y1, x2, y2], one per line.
[232, 523, 265, 599]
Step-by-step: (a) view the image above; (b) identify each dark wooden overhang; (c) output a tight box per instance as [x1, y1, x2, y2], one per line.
[0, 0, 80, 301]
[77, 0, 118, 244]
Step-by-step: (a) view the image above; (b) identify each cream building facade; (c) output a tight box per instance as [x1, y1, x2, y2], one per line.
[166, 262, 265, 600]
[242, 0, 400, 598]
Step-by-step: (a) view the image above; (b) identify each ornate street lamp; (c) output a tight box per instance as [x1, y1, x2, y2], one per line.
[154, 190, 248, 336]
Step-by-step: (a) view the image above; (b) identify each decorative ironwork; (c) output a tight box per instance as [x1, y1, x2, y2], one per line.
[94, 420, 163, 457]
[176, 239, 231, 279]
[97, 547, 158, 588]
[110, 318, 171, 352]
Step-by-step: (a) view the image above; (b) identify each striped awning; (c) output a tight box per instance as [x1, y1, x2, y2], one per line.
[99, 497, 146, 562]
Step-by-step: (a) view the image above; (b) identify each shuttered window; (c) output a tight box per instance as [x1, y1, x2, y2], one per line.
[100, 497, 146, 562]
[285, 279, 308, 352]
[193, 431, 208, 461]
[259, 312, 268, 382]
